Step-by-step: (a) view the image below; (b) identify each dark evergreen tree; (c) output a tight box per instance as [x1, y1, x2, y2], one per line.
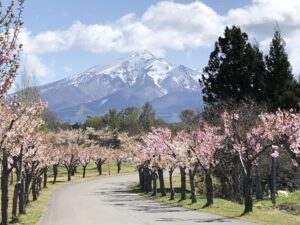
[139, 102, 156, 131]
[265, 29, 299, 110]
[200, 26, 267, 104]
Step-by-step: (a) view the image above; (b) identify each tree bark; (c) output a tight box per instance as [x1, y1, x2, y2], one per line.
[180, 166, 186, 200]
[24, 174, 32, 205]
[189, 169, 197, 203]
[83, 165, 86, 178]
[32, 179, 37, 201]
[151, 171, 158, 196]
[43, 167, 48, 188]
[243, 165, 253, 214]
[71, 166, 76, 176]
[10, 169, 13, 185]
[19, 176, 25, 214]
[232, 156, 243, 203]
[255, 166, 263, 200]
[53, 164, 58, 184]
[144, 167, 152, 193]
[138, 167, 144, 189]
[117, 162, 121, 174]
[1, 150, 9, 225]
[204, 170, 214, 206]
[97, 160, 102, 175]
[158, 168, 166, 196]
[271, 155, 276, 206]
[12, 182, 19, 221]
[169, 169, 175, 200]
[37, 177, 42, 194]
[67, 168, 71, 181]
[12, 163, 22, 221]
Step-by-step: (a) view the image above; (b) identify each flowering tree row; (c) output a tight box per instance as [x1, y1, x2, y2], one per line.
[131, 109, 300, 214]
[0, 124, 132, 224]
[47, 128, 131, 181]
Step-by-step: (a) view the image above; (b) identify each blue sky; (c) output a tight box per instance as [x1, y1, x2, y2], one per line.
[14, 0, 300, 85]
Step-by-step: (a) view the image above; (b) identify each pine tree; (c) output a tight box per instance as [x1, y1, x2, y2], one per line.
[200, 26, 267, 104]
[139, 102, 155, 132]
[265, 29, 299, 110]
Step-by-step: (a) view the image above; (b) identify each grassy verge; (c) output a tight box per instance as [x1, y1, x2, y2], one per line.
[3, 162, 134, 225]
[132, 175, 300, 225]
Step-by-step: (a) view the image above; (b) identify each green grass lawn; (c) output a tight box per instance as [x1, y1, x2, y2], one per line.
[2, 162, 135, 225]
[132, 175, 300, 225]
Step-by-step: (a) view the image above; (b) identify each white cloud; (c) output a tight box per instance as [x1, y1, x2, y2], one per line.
[20, 0, 300, 73]
[22, 54, 48, 77]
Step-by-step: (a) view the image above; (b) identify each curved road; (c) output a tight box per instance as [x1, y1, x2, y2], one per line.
[40, 174, 257, 225]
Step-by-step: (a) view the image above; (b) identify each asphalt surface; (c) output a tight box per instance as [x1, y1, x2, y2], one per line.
[39, 173, 258, 225]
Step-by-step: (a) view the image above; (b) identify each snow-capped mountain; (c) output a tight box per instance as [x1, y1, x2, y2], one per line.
[40, 51, 203, 122]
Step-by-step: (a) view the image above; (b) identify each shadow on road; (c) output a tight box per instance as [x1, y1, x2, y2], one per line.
[93, 185, 239, 224]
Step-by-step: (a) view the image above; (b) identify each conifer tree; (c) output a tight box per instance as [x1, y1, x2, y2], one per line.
[265, 29, 299, 110]
[200, 26, 267, 104]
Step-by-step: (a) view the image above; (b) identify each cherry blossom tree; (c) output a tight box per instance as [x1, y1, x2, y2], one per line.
[189, 124, 224, 206]
[0, 0, 24, 98]
[139, 128, 171, 196]
[93, 146, 109, 175]
[59, 144, 80, 181]
[131, 142, 152, 193]
[222, 111, 281, 213]
[79, 148, 93, 178]
[170, 131, 197, 202]
[0, 100, 45, 223]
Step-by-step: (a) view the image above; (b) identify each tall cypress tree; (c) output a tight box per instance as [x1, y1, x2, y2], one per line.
[265, 29, 299, 110]
[200, 26, 267, 104]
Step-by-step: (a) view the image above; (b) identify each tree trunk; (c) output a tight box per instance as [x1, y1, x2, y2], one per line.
[12, 182, 19, 221]
[12, 149, 23, 221]
[144, 167, 152, 193]
[71, 166, 76, 176]
[158, 168, 166, 196]
[1, 150, 9, 225]
[12, 162, 22, 221]
[243, 166, 253, 214]
[53, 164, 58, 184]
[24, 174, 31, 205]
[19, 176, 25, 214]
[97, 160, 102, 175]
[169, 169, 175, 200]
[271, 155, 276, 206]
[32, 179, 37, 201]
[43, 167, 48, 188]
[117, 162, 121, 174]
[138, 167, 144, 189]
[255, 167, 263, 200]
[37, 177, 42, 195]
[83, 165, 86, 178]
[10, 170, 13, 185]
[232, 156, 243, 203]
[67, 168, 71, 181]
[142, 168, 147, 192]
[151, 171, 158, 196]
[204, 170, 214, 206]
[189, 169, 197, 203]
[180, 166, 186, 200]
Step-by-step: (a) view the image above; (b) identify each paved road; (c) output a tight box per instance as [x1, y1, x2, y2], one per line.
[40, 174, 257, 225]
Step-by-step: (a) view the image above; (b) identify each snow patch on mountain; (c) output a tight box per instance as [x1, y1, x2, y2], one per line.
[40, 50, 203, 122]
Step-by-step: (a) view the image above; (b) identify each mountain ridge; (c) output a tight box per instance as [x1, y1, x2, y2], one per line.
[40, 50, 203, 122]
